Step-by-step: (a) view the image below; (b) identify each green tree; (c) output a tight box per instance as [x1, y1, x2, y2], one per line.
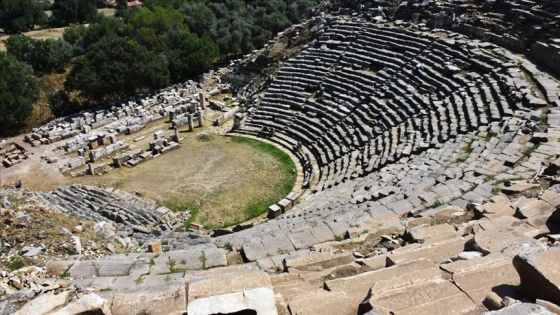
[130, 6, 184, 34]
[180, 2, 216, 37]
[50, 0, 78, 26]
[164, 29, 218, 82]
[51, 0, 97, 26]
[0, 52, 39, 133]
[0, 0, 47, 34]
[6, 36, 73, 73]
[115, 0, 129, 18]
[62, 24, 88, 54]
[65, 35, 170, 104]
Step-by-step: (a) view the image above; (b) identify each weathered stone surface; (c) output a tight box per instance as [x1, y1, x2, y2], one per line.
[147, 241, 162, 254]
[186, 269, 276, 315]
[513, 248, 560, 304]
[242, 240, 268, 262]
[106, 284, 185, 315]
[52, 293, 111, 315]
[364, 273, 477, 315]
[515, 200, 554, 219]
[482, 303, 556, 315]
[387, 236, 470, 265]
[324, 258, 436, 314]
[404, 224, 459, 244]
[13, 291, 70, 315]
[187, 269, 272, 304]
[288, 290, 351, 315]
[188, 287, 277, 315]
[470, 218, 535, 255]
[501, 183, 541, 196]
[284, 251, 355, 272]
[441, 253, 520, 305]
[476, 202, 515, 218]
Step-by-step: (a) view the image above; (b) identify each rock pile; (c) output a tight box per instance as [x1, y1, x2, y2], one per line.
[0, 142, 29, 168]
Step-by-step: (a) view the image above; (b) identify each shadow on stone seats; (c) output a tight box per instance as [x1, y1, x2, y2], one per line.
[210, 310, 257, 315]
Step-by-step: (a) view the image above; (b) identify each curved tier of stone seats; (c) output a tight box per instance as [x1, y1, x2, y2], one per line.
[35, 185, 178, 234]
[241, 20, 522, 193]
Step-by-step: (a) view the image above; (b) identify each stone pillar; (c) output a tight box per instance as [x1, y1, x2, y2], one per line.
[199, 92, 206, 110]
[169, 109, 176, 121]
[174, 128, 179, 142]
[88, 163, 95, 176]
[198, 112, 204, 127]
[187, 114, 194, 132]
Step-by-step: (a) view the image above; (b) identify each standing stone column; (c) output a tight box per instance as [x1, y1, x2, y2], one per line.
[199, 92, 206, 110]
[187, 114, 194, 132]
[174, 128, 180, 142]
[198, 111, 204, 127]
[88, 163, 95, 176]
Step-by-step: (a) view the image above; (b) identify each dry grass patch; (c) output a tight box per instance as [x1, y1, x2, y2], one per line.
[74, 135, 296, 229]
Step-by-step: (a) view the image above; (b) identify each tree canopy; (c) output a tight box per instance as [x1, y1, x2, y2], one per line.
[50, 0, 99, 26]
[0, 0, 47, 34]
[0, 52, 39, 133]
[5, 35, 73, 74]
[65, 35, 170, 104]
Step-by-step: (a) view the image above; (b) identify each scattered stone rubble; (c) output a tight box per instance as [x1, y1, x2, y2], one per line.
[0, 142, 29, 168]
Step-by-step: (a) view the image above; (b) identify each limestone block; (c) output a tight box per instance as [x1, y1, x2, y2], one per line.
[148, 241, 162, 254]
[262, 235, 295, 256]
[363, 270, 476, 315]
[310, 224, 335, 243]
[404, 223, 459, 244]
[52, 293, 111, 315]
[188, 287, 277, 315]
[515, 200, 554, 219]
[440, 253, 520, 305]
[13, 291, 70, 315]
[470, 217, 536, 254]
[501, 183, 541, 196]
[186, 270, 272, 304]
[242, 240, 267, 262]
[108, 284, 185, 315]
[186, 270, 276, 315]
[324, 258, 436, 312]
[513, 248, 560, 304]
[475, 202, 515, 218]
[284, 251, 355, 272]
[287, 290, 352, 315]
[540, 191, 560, 207]
[287, 230, 320, 250]
[482, 303, 555, 315]
[386, 236, 470, 265]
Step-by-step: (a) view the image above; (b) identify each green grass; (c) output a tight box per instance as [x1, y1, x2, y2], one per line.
[485, 132, 498, 142]
[86, 134, 296, 231]
[541, 113, 548, 125]
[194, 136, 296, 229]
[522, 145, 538, 158]
[7, 255, 25, 270]
[230, 136, 295, 176]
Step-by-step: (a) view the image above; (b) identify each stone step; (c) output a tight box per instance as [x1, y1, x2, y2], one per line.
[185, 268, 276, 315]
[287, 290, 353, 315]
[404, 223, 460, 245]
[440, 253, 520, 306]
[386, 236, 471, 266]
[513, 247, 560, 305]
[324, 258, 436, 314]
[363, 273, 477, 315]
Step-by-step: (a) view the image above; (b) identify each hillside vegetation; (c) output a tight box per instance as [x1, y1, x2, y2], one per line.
[0, 0, 318, 135]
